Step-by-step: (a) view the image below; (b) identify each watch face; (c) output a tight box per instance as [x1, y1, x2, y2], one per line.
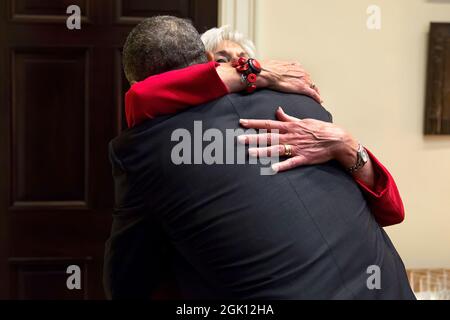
[361, 149, 369, 162]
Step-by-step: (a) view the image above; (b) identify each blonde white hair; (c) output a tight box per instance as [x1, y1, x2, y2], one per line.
[201, 25, 256, 58]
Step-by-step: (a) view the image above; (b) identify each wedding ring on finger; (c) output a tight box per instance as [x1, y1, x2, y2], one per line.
[284, 144, 292, 157]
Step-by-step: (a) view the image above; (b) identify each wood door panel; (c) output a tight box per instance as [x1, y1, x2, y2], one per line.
[12, 0, 88, 15]
[11, 48, 89, 207]
[10, 0, 91, 22]
[118, 0, 190, 18]
[9, 258, 91, 300]
[115, 0, 218, 32]
[10, 213, 103, 255]
[0, 0, 218, 300]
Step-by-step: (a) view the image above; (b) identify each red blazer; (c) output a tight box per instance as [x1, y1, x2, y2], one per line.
[125, 61, 405, 228]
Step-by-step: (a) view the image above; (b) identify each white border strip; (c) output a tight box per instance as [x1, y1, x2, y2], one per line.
[218, 0, 256, 44]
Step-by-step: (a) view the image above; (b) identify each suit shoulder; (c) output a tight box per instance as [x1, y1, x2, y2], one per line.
[109, 126, 146, 170]
[227, 89, 333, 123]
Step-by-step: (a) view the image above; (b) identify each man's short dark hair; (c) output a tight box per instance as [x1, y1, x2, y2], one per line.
[123, 15, 208, 83]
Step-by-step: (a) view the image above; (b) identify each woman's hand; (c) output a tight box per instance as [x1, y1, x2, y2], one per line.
[215, 60, 322, 103]
[260, 60, 322, 104]
[238, 107, 359, 173]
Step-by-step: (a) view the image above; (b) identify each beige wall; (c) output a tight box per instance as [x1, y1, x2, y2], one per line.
[254, 0, 450, 268]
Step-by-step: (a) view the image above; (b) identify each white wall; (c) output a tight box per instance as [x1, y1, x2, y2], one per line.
[253, 0, 450, 268]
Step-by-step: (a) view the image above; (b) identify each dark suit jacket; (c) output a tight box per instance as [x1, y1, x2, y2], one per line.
[104, 89, 415, 300]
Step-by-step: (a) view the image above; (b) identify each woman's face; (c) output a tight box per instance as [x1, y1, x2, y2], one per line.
[212, 40, 248, 64]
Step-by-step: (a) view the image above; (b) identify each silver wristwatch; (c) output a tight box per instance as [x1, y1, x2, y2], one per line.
[347, 144, 369, 173]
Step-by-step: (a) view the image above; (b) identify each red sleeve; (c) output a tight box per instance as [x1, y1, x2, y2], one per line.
[125, 61, 229, 128]
[353, 149, 405, 227]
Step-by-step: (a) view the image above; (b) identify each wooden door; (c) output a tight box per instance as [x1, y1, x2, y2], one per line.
[0, 0, 218, 300]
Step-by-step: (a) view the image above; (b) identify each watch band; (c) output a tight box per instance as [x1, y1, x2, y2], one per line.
[347, 144, 368, 173]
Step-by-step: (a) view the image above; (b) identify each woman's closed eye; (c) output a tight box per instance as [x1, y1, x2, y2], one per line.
[215, 57, 229, 63]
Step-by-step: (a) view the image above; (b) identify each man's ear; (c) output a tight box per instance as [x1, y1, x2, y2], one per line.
[206, 51, 214, 62]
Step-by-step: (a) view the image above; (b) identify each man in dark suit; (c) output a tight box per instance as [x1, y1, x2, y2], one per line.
[103, 16, 415, 299]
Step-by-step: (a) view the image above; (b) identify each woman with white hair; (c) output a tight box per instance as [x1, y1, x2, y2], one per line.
[125, 25, 321, 126]
[201, 25, 257, 61]
[124, 25, 405, 228]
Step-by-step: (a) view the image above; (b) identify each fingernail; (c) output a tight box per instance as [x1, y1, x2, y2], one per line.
[240, 119, 248, 126]
[271, 163, 280, 173]
[237, 136, 246, 144]
[248, 148, 257, 157]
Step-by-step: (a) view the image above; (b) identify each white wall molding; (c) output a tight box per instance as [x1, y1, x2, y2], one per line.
[218, 0, 257, 44]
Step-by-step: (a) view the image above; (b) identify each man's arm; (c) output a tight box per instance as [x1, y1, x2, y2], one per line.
[126, 61, 321, 128]
[104, 143, 177, 299]
[104, 208, 174, 299]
